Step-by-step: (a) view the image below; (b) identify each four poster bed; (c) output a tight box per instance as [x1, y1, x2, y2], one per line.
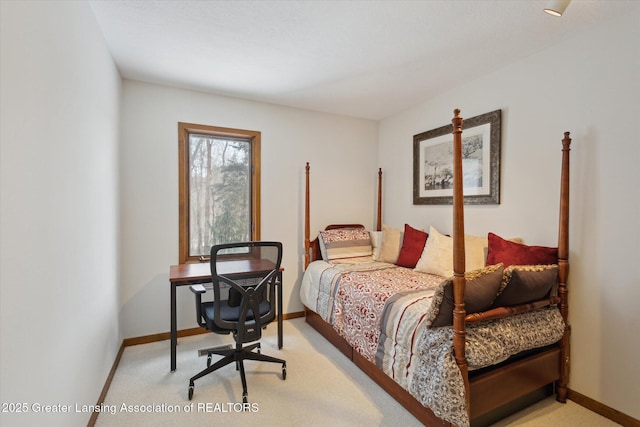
[300, 109, 571, 426]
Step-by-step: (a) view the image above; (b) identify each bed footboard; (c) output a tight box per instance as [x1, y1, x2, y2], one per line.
[469, 347, 560, 420]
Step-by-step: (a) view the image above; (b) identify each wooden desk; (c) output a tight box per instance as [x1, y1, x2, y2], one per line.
[168, 260, 283, 371]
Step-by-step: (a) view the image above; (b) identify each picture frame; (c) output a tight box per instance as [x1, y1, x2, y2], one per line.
[413, 109, 501, 205]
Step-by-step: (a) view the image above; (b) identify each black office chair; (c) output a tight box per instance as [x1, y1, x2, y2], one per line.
[188, 241, 286, 403]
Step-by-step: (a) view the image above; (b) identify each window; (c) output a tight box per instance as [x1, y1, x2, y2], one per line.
[178, 123, 260, 263]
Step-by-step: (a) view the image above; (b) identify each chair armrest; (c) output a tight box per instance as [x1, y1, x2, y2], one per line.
[190, 284, 207, 294]
[190, 284, 208, 328]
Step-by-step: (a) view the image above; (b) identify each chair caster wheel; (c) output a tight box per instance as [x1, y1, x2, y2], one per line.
[242, 393, 248, 404]
[188, 385, 194, 400]
[282, 364, 287, 380]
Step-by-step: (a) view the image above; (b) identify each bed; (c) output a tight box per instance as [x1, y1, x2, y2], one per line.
[300, 109, 571, 427]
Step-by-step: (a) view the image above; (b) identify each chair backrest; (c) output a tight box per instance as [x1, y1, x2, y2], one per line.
[209, 241, 282, 344]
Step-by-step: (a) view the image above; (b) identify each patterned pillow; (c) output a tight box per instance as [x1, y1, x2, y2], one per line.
[486, 232, 557, 267]
[426, 263, 504, 328]
[396, 224, 428, 268]
[491, 264, 558, 307]
[414, 226, 488, 277]
[378, 224, 403, 264]
[319, 227, 372, 261]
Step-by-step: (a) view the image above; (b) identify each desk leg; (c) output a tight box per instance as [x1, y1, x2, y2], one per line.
[278, 271, 283, 349]
[170, 282, 177, 371]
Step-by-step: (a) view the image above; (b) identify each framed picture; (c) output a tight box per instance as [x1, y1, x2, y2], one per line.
[413, 109, 501, 205]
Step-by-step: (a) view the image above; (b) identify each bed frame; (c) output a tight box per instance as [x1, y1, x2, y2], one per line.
[303, 109, 571, 426]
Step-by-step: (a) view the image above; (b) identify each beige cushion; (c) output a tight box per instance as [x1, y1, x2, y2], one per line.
[369, 231, 383, 261]
[377, 224, 403, 264]
[415, 226, 489, 277]
[465, 234, 489, 271]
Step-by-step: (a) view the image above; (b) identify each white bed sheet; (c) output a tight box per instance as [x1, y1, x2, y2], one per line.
[300, 260, 332, 309]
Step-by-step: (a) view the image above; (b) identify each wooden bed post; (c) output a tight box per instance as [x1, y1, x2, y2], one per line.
[451, 109, 470, 415]
[557, 132, 571, 402]
[377, 168, 383, 232]
[305, 162, 311, 269]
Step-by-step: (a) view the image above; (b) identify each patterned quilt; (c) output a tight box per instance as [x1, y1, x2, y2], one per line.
[302, 260, 565, 427]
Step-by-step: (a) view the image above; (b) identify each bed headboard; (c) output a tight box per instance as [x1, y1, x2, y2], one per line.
[304, 162, 382, 268]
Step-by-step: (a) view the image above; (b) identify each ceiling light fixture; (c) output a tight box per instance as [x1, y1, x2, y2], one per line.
[544, 0, 572, 16]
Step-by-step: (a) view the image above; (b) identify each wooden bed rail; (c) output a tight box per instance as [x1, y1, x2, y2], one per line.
[465, 297, 561, 324]
[304, 163, 383, 269]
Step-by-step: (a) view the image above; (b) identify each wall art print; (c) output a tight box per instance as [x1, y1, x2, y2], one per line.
[413, 109, 501, 205]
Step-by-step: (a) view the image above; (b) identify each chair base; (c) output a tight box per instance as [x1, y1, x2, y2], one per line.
[188, 342, 286, 402]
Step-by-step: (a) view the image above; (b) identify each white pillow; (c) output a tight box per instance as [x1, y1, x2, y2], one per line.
[377, 224, 403, 264]
[414, 226, 488, 277]
[369, 230, 383, 261]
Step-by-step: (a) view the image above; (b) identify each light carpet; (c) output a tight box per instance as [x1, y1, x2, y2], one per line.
[94, 318, 617, 426]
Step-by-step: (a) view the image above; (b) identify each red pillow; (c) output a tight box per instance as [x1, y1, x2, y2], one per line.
[486, 232, 557, 267]
[396, 224, 428, 268]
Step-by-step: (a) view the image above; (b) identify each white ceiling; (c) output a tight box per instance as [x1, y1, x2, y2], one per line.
[88, 0, 633, 120]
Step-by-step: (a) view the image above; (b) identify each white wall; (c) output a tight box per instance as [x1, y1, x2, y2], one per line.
[119, 81, 378, 338]
[379, 10, 640, 420]
[0, 2, 121, 426]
